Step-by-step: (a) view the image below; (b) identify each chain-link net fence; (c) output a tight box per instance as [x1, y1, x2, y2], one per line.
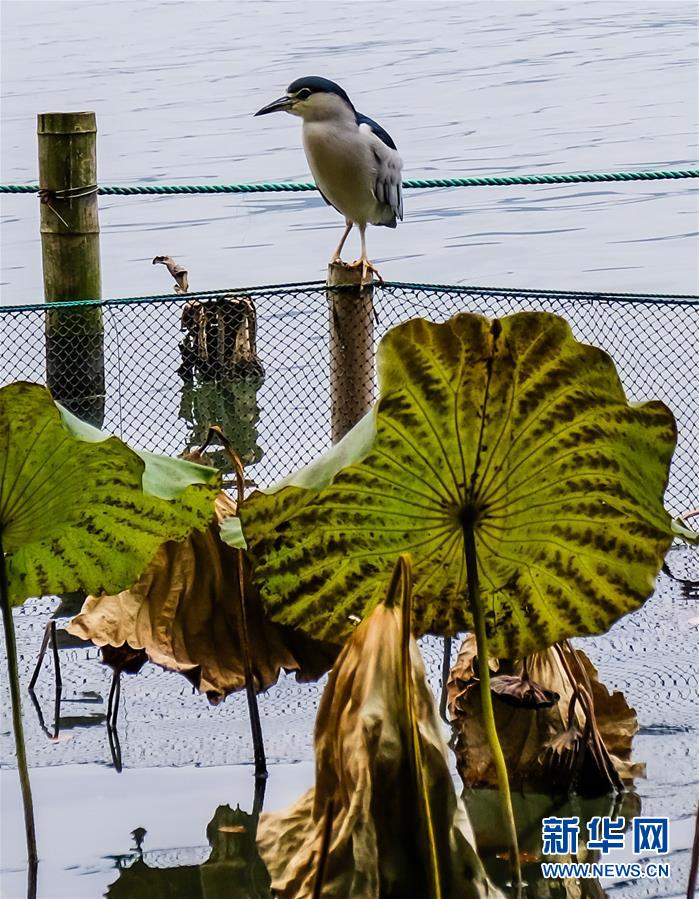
[0, 281, 696, 514]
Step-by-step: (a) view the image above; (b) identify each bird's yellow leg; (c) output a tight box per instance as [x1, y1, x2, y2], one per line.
[348, 225, 383, 284]
[349, 257, 383, 285]
[329, 221, 353, 264]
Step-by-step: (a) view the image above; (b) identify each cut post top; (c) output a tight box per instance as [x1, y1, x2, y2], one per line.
[37, 111, 97, 135]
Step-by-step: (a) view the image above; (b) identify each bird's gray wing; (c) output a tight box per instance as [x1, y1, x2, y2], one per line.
[356, 114, 404, 226]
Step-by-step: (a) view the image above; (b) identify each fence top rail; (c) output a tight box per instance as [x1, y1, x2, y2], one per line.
[2, 168, 698, 196]
[1, 280, 698, 314]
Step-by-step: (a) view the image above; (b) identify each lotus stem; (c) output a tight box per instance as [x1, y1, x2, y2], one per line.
[196, 425, 267, 784]
[439, 636, 451, 723]
[462, 523, 522, 891]
[29, 619, 63, 744]
[565, 692, 577, 730]
[251, 774, 267, 826]
[50, 620, 62, 690]
[0, 531, 39, 878]
[687, 801, 699, 899]
[235, 523, 267, 784]
[107, 669, 121, 728]
[28, 620, 51, 690]
[226, 440, 267, 784]
[106, 713, 123, 773]
[558, 642, 624, 795]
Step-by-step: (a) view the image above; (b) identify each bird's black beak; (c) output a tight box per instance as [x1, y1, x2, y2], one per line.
[254, 95, 293, 117]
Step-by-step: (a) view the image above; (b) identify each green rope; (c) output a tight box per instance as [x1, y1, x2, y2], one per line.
[2, 168, 697, 195]
[1, 280, 696, 314]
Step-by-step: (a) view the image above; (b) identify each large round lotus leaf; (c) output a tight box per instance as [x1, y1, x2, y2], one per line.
[241, 312, 676, 658]
[0, 382, 220, 606]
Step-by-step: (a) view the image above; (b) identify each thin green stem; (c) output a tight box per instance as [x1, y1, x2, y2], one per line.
[462, 523, 522, 891]
[0, 531, 39, 877]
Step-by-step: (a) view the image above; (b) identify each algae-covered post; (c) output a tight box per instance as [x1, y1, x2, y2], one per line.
[38, 111, 105, 426]
[326, 262, 375, 444]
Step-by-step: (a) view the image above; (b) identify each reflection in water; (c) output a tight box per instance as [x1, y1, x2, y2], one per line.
[28, 687, 106, 743]
[177, 295, 265, 476]
[101, 789, 643, 898]
[29, 612, 105, 745]
[467, 789, 642, 898]
[28, 619, 146, 771]
[179, 379, 264, 473]
[106, 805, 272, 899]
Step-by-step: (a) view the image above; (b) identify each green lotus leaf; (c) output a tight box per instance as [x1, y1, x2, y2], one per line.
[241, 312, 676, 657]
[0, 381, 220, 606]
[57, 402, 217, 500]
[670, 517, 699, 544]
[219, 513, 247, 549]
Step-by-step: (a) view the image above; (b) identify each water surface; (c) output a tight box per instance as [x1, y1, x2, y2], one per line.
[1, 1, 698, 302]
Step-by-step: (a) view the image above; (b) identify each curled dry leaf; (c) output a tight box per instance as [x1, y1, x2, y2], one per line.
[67, 494, 338, 704]
[257, 589, 501, 899]
[448, 636, 643, 796]
[100, 643, 148, 676]
[488, 674, 559, 710]
[152, 254, 189, 293]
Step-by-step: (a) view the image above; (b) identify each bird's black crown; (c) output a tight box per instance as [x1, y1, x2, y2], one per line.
[287, 76, 354, 108]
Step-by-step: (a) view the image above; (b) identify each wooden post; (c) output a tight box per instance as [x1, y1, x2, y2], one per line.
[38, 111, 105, 426]
[326, 263, 375, 443]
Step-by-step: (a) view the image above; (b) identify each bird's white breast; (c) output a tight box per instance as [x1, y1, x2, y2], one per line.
[302, 121, 388, 227]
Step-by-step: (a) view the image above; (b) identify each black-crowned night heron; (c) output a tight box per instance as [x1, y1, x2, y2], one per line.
[254, 76, 403, 283]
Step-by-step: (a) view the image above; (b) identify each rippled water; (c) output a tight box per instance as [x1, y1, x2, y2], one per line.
[1, 1, 698, 303]
[1, 558, 698, 898]
[1, 3, 698, 898]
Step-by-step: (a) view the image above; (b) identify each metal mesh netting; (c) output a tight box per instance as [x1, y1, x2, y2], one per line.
[0, 281, 696, 514]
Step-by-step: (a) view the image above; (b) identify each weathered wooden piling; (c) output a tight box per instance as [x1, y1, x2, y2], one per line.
[38, 111, 105, 426]
[326, 264, 375, 443]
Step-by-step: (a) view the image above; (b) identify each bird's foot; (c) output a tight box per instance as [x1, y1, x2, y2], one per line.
[348, 256, 384, 285]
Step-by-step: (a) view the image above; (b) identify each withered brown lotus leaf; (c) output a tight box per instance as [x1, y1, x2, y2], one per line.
[448, 635, 643, 795]
[540, 725, 586, 793]
[489, 674, 559, 709]
[256, 599, 501, 899]
[100, 643, 148, 676]
[152, 254, 189, 293]
[67, 494, 338, 703]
